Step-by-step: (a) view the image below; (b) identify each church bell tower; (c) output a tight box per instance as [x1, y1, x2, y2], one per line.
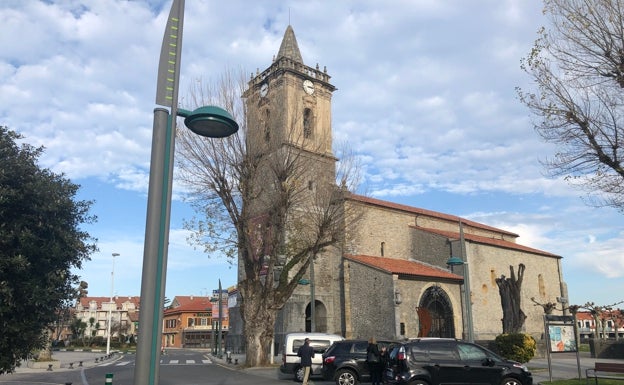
[242, 25, 341, 337]
[243, 25, 337, 182]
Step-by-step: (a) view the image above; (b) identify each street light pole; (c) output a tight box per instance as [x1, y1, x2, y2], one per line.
[106, 252, 119, 355]
[446, 221, 474, 342]
[134, 1, 238, 384]
[310, 255, 315, 333]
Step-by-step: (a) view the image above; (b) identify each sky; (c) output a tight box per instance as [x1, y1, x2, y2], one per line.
[1, 0, 622, 308]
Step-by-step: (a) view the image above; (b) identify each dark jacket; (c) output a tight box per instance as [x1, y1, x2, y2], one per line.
[297, 343, 315, 367]
[366, 342, 380, 364]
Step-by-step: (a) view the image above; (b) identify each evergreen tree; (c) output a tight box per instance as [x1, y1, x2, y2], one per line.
[0, 127, 97, 373]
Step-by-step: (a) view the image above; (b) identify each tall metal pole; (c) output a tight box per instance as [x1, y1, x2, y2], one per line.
[135, 2, 184, 384]
[459, 221, 474, 342]
[217, 279, 223, 358]
[106, 253, 119, 355]
[310, 255, 315, 333]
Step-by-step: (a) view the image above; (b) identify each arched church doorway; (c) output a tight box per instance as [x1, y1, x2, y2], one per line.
[417, 286, 455, 338]
[305, 300, 327, 332]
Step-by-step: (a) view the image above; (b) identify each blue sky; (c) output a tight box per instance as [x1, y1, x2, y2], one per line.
[1, 0, 622, 307]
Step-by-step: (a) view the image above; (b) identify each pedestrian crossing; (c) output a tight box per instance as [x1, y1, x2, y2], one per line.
[98, 358, 213, 367]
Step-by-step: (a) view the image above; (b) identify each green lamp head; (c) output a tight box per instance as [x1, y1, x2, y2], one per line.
[446, 256, 464, 267]
[182, 106, 239, 138]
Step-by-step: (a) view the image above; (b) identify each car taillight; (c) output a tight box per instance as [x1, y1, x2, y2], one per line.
[324, 356, 336, 364]
[397, 352, 406, 361]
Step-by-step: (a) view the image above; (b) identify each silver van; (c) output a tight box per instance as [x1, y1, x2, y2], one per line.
[279, 332, 344, 381]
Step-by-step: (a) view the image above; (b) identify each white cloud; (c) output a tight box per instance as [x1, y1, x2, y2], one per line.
[2, 0, 621, 305]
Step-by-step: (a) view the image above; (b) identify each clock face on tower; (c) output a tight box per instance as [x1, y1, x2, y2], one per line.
[303, 79, 315, 95]
[260, 83, 268, 97]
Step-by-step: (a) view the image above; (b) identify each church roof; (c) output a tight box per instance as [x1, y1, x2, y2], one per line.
[348, 194, 519, 237]
[276, 25, 303, 63]
[345, 254, 463, 282]
[414, 226, 561, 258]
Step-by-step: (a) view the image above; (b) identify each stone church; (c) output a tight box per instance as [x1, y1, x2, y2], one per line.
[228, 25, 567, 354]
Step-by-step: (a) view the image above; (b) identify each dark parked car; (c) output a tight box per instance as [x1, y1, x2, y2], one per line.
[385, 338, 532, 385]
[322, 339, 394, 385]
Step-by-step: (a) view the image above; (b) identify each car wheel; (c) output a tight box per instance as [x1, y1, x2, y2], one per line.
[294, 366, 304, 382]
[500, 377, 522, 385]
[335, 368, 358, 385]
[409, 381, 429, 385]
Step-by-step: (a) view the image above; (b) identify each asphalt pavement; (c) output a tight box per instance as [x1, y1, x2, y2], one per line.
[5, 348, 623, 385]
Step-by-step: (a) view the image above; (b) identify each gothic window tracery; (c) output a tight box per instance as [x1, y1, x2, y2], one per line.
[303, 108, 313, 138]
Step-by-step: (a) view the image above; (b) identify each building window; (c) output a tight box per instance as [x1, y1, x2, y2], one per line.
[263, 110, 270, 142]
[303, 108, 313, 138]
[381, 242, 385, 256]
[400, 322, 405, 336]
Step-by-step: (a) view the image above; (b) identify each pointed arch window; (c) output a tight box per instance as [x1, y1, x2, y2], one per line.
[263, 109, 271, 142]
[303, 108, 313, 138]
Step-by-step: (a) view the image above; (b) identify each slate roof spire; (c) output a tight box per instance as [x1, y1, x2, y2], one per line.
[276, 25, 303, 64]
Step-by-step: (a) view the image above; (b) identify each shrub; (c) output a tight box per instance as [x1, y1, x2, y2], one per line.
[495, 333, 536, 363]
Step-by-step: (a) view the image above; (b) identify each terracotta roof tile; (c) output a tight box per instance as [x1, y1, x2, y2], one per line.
[166, 296, 212, 314]
[79, 296, 140, 309]
[345, 254, 463, 282]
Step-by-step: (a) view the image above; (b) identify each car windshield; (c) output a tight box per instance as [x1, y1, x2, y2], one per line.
[292, 339, 332, 354]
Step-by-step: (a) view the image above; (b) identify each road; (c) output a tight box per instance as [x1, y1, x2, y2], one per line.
[0, 348, 619, 385]
[0, 349, 293, 385]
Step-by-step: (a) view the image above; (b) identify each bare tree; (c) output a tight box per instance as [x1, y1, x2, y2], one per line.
[518, 0, 624, 210]
[175, 69, 361, 366]
[581, 300, 624, 339]
[496, 264, 527, 333]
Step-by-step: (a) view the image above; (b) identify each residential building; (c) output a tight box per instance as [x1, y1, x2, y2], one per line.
[577, 310, 624, 339]
[75, 296, 140, 342]
[162, 294, 229, 349]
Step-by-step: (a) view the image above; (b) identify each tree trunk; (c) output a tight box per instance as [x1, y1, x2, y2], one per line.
[496, 264, 527, 334]
[240, 280, 278, 367]
[37, 330, 53, 361]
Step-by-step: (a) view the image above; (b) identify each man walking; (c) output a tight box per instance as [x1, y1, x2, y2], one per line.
[297, 338, 315, 385]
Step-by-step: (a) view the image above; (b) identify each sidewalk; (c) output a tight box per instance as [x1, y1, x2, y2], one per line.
[528, 351, 623, 384]
[10, 349, 122, 374]
[207, 352, 282, 380]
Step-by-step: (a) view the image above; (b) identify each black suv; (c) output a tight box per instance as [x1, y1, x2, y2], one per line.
[322, 339, 394, 385]
[385, 338, 532, 385]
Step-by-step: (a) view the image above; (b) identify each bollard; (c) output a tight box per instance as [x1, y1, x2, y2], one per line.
[47, 364, 53, 371]
[234, 358, 238, 365]
[105, 373, 113, 384]
[69, 362, 74, 369]
[79, 361, 83, 367]
[95, 358, 99, 363]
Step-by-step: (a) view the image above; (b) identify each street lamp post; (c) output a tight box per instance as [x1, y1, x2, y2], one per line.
[133, 1, 238, 384]
[297, 254, 316, 333]
[106, 252, 120, 355]
[446, 221, 474, 342]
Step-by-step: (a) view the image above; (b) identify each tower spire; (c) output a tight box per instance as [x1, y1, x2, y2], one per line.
[276, 25, 303, 64]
